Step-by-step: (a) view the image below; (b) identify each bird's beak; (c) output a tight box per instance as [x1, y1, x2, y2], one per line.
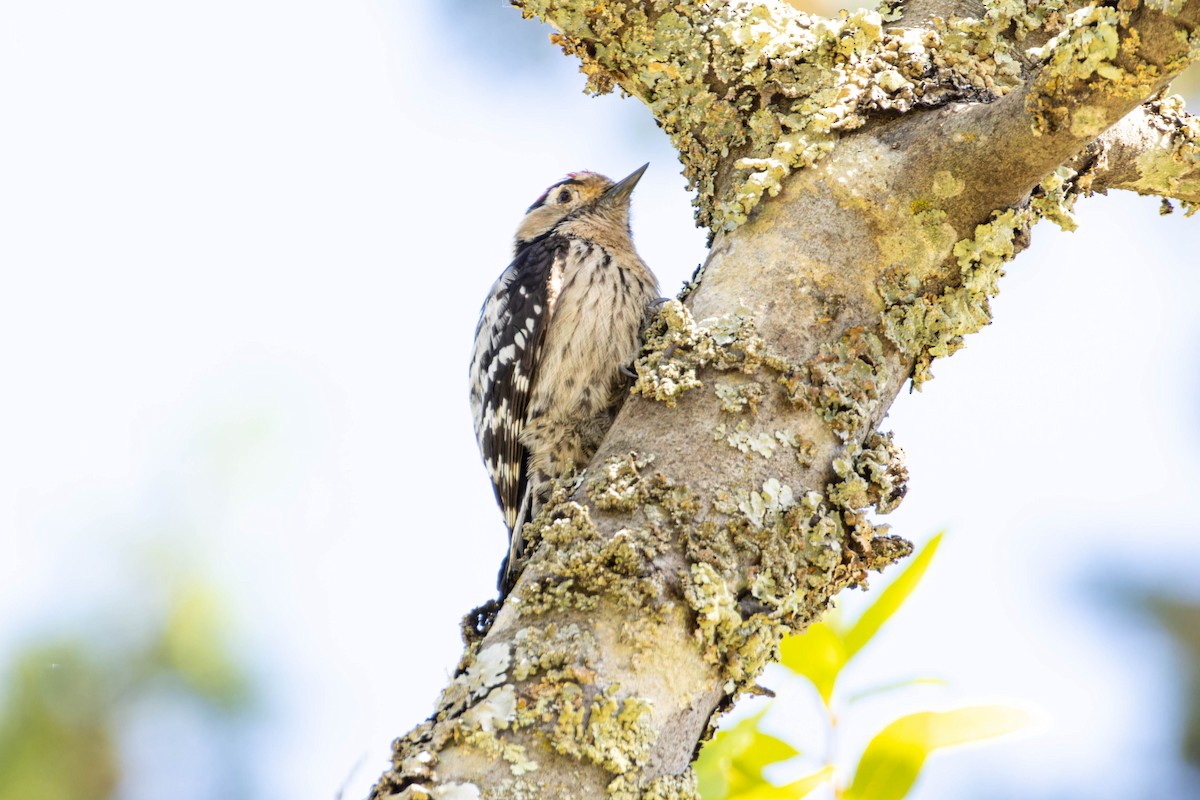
[601, 163, 649, 207]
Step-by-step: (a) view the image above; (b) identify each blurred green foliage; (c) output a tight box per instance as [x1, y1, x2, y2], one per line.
[1138, 595, 1200, 768]
[697, 533, 1028, 800]
[0, 645, 119, 800]
[0, 577, 253, 800]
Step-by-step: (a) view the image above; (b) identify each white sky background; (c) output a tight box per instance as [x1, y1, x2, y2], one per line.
[0, 1, 1198, 799]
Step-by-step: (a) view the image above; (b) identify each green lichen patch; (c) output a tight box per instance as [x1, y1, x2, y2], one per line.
[458, 621, 646, 782]
[461, 726, 538, 777]
[1023, 3, 1190, 136]
[881, 166, 1080, 386]
[506, 675, 658, 786]
[511, 623, 598, 682]
[1026, 5, 1125, 135]
[634, 300, 794, 407]
[588, 451, 701, 527]
[780, 326, 888, 441]
[629, 772, 700, 800]
[638, 297, 888, 448]
[590, 451, 659, 512]
[975, 0, 1071, 43]
[684, 560, 787, 692]
[776, 429, 817, 467]
[682, 470, 911, 697]
[376, 612, 669, 798]
[517, 488, 669, 615]
[683, 518, 741, 576]
[632, 301, 707, 407]
[493, 778, 540, 800]
[715, 380, 766, 414]
[582, 688, 658, 773]
[932, 169, 966, 199]
[827, 431, 909, 514]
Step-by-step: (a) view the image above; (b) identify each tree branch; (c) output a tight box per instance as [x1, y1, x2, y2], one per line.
[371, 0, 1200, 798]
[892, 0, 1200, 232]
[1070, 95, 1200, 205]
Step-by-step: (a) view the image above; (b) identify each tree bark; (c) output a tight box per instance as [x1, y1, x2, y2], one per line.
[371, 0, 1200, 797]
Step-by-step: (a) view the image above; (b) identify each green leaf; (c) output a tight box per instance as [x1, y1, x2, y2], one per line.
[845, 706, 1030, 800]
[728, 765, 834, 800]
[841, 532, 943, 659]
[778, 621, 846, 705]
[696, 708, 802, 800]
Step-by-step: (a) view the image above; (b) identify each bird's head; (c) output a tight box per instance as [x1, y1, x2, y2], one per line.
[514, 164, 648, 249]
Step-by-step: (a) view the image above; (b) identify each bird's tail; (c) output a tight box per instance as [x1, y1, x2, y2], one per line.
[498, 479, 539, 597]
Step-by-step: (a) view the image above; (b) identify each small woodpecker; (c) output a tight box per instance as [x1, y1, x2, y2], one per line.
[468, 165, 660, 596]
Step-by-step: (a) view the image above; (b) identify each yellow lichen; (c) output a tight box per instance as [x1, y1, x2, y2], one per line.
[881, 166, 1080, 386]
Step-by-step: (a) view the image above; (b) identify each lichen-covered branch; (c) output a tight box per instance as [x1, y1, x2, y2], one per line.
[515, 0, 1199, 232]
[371, 0, 1200, 798]
[1068, 95, 1200, 208]
[891, 0, 1200, 234]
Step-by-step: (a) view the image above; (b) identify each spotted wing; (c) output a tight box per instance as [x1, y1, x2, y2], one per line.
[469, 235, 564, 533]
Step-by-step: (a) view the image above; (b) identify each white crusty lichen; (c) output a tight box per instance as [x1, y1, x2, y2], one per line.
[462, 684, 518, 733]
[719, 420, 778, 458]
[465, 643, 512, 698]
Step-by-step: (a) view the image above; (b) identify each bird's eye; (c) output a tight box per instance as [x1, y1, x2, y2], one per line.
[556, 189, 572, 204]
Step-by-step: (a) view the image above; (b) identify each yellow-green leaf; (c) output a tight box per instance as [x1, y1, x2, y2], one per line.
[841, 532, 943, 659]
[697, 708, 801, 799]
[845, 706, 1030, 800]
[729, 765, 834, 800]
[778, 621, 846, 705]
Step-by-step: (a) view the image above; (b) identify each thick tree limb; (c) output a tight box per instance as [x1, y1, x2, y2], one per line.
[1070, 97, 1200, 204]
[894, 0, 1200, 231]
[371, 1, 1200, 798]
